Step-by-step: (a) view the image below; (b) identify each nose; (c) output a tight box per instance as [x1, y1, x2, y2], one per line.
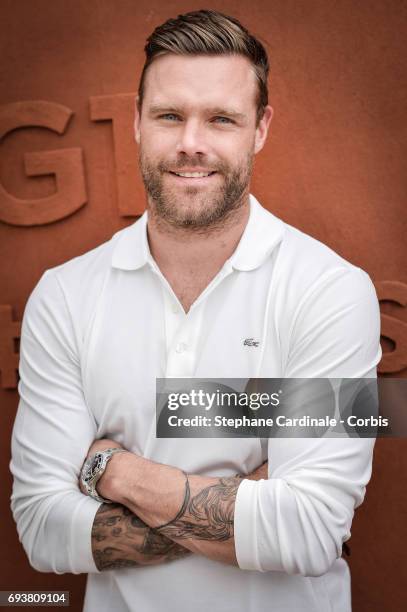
[176, 119, 209, 157]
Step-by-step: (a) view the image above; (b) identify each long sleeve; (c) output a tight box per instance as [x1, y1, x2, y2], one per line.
[10, 270, 102, 574]
[234, 266, 382, 576]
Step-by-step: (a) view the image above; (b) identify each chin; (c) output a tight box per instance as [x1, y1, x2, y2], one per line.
[162, 191, 218, 219]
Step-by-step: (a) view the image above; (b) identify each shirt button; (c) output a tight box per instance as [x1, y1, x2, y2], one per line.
[176, 342, 188, 354]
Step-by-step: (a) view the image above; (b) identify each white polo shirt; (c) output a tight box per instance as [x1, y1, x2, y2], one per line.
[11, 195, 382, 612]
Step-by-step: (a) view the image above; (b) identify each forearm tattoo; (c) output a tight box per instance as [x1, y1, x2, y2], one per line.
[155, 473, 242, 542]
[92, 503, 191, 571]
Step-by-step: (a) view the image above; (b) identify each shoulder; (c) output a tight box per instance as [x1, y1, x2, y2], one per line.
[250, 196, 361, 286]
[278, 222, 380, 356]
[280, 221, 355, 277]
[267, 216, 380, 351]
[50, 228, 122, 287]
[23, 222, 135, 336]
[275, 219, 376, 302]
[264, 220, 381, 376]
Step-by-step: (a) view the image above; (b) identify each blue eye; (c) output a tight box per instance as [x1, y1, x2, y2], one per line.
[214, 116, 233, 124]
[160, 114, 180, 121]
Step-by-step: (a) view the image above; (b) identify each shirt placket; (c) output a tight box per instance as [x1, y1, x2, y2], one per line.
[150, 260, 234, 378]
[158, 278, 202, 377]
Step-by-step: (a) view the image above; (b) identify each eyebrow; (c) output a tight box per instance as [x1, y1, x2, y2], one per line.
[148, 105, 247, 122]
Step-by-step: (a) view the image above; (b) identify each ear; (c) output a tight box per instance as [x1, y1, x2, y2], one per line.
[254, 105, 273, 154]
[134, 96, 141, 144]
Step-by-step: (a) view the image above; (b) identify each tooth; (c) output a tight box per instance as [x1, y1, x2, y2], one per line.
[175, 172, 211, 178]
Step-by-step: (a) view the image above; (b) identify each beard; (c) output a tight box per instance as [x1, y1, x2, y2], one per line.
[139, 151, 253, 230]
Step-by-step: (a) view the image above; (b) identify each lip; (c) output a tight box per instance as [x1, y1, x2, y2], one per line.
[167, 170, 218, 183]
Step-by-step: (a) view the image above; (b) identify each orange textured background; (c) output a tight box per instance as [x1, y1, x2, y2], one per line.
[1, 1, 406, 610]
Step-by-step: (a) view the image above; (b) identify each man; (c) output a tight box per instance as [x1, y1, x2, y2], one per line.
[11, 9, 382, 612]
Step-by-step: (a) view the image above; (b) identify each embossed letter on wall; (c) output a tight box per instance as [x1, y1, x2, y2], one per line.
[375, 281, 407, 374]
[90, 93, 144, 217]
[0, 305, 21, 389]
[0, 101, 87, 226]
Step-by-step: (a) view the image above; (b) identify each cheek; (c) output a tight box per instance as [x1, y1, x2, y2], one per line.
[140, 123, 173, 150]
[219, 132, 256, 156]
[139, 136, 169, 161]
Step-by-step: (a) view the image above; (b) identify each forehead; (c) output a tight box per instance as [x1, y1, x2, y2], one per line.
[142, 54, 258, 113]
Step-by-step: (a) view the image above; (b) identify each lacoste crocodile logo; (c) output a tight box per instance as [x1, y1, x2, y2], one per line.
[243, 338, 260, 347]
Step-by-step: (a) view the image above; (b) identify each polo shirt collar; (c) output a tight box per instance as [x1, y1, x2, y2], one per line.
[111, 194, 285, 272]
[229, 194, 286, 271]
[111, 211, 150, 270]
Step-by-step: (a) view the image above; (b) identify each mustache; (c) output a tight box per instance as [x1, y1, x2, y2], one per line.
[157, 158, 227, 173]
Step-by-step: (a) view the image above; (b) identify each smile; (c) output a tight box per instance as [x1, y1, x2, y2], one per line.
[169, 171, 216, 178]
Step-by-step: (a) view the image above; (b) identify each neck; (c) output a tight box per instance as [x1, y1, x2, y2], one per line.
[147, 196, 250, 276]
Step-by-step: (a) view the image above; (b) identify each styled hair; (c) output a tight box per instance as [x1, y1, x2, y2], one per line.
[137, 9, 269, 124]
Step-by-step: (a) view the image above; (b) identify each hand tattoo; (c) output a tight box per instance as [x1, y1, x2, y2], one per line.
[92, 503, 190, 571]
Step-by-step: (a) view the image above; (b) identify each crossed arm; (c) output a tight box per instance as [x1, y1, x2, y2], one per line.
[12, 266, 380, 576]
[82, 439, 268, 571]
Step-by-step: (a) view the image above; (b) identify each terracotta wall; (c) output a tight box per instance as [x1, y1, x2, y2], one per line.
[1, 1, 406, 610]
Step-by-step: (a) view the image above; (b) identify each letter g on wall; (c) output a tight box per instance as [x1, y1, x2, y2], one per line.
[0, 101, 86, 226]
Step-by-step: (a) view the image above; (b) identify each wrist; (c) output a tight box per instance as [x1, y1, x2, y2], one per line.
[96, 450, 137, 503]
[129, 466, 202, 528]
